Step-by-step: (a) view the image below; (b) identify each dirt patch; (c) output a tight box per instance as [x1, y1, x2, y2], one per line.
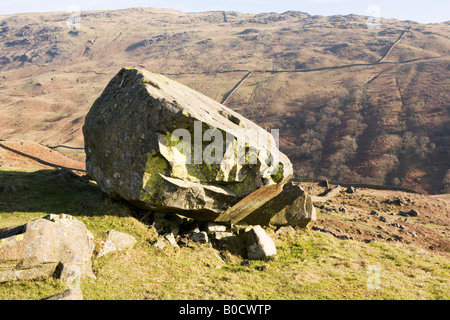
[0, 140, 85, 172]
[303, 182, 450, 257]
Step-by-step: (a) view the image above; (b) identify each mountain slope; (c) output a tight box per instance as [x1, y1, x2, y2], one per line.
[0, 8, 449, 193]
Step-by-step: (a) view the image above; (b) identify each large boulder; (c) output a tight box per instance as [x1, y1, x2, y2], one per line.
[0, 214, 95, 283]
[83, 68, 293, 222]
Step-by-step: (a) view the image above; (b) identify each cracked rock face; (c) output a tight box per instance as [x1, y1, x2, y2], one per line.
[0, 214, 95, 283]
[83, 68, 293, 222]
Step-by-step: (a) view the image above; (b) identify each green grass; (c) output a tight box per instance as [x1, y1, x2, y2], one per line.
[0, 169, 449, 300]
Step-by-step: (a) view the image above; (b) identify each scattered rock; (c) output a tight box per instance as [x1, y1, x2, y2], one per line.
[44, 289, 83, 300]
[408, 231, 418, 237]
[97, 230, 136, 258]
[212, 231, 235, 240]
[0, 214, 95, 283]
[245, 225, 277, 260]
[408, 209, 420, 217]
[398, 211, 409, 217]
[385, 197, 405, 206]
[153, 237, 166, 249]
[398, 209, 420, 217]
[164, 233, 179, 248]
[338, 206, 347, 213]
[275, 226, 296, 235]
[190, 231, 209, 243]
[241, 259, 251, 266]
[370, 210, 379, 216]
[177, 236, 190, 246]
[346, 186, 357, 193]
[206, 222, 227, 233]
[379, 216, 389, 223]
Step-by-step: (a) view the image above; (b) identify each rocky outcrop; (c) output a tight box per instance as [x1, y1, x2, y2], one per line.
[0, 214, 95, 283]
[83, 68, 293, 223]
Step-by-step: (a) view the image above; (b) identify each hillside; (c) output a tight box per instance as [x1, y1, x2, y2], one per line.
[0, 144, 448, 300]
[0, 8, 449, 194]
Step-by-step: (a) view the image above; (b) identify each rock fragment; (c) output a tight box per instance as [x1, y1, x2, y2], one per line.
[0, 214, 95, 283]
[245, 225, 277, 260]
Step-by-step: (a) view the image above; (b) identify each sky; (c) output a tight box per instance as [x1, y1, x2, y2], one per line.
[0, 0, 449, 24]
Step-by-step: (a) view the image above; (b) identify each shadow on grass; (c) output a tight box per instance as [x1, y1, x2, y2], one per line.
[0, 169, 132, 220]
[0, 169, 247, 259]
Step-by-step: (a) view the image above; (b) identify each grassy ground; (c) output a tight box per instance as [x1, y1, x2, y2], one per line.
[0, 169, 449, 300]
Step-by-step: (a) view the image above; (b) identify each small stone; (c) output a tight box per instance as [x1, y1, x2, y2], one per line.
[275, 226, 296, 235]
[246, 225, 277, 260]
[190, 231, 209, 243]
[398, 211, 409, 217]
[370, 210, 379, 216]
[153, 237, 166, 249]
[212, 231, 235, 240]
[379, 216, 389, 223]
[177, 236, 189, 246]
[206, 222, 227, 233]
[241, 259, 250, 266]
[97, 230, 136, 258]
[164, 233, 179, 248]
[44, 289, 83, 300]
[408, 209, 419, 217]
[346, 186, 356, 193]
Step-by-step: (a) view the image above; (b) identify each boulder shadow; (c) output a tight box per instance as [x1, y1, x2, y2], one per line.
[0, 169, 133, 220]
